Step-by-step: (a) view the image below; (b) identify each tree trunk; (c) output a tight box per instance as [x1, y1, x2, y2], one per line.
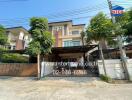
[37, 54, 40, 79]
[99, 43, 107, 76]
[117, 36, 129, 80]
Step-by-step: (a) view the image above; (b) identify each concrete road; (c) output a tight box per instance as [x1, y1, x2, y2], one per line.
[0, 77, 131, 100]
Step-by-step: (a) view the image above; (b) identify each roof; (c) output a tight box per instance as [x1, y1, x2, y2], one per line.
[112, 5, 124, 10]
[6, 26, 29, 35]
[72, 24, 85, 26]
[51, 45, 97, 54]
[6, 26, 28, 31]
[49, 20, 72, 24]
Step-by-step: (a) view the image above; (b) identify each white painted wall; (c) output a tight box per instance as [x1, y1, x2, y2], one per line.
[127, 59, 132, 81]
[41, 62, 54, 77]
[98, 59, 125, 79]
[98, 59, 132, 80]
[19, 31, 24, 40]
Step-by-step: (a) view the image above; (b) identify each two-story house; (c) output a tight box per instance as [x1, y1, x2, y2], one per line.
[6, 26, 31, 50]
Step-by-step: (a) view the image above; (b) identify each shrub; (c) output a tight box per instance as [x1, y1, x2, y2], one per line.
[0, 47, 7, 52]
[100, 74, 112, 83]
[0, 53, 29, 63]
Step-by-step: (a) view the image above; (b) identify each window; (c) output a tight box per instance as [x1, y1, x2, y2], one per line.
[8, 46, 11, 50]
[13, 46, 15, 50]
[72, 30, 80, 35]
[72, 40, 80, 46]
[63, 40, 80, 47]
[63, 40, 72, 47]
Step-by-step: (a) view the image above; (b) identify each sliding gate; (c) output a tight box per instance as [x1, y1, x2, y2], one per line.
[41, 62, 99, 77]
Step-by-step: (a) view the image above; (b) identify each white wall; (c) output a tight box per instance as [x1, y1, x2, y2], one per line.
[98, 59, 125, 79]
[127, 59, 132, 81]
[98, 59, 132, 80]
[41, 62, 54, 77]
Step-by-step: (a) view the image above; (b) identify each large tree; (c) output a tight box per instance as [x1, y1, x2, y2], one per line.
[0, 25, 7, 46]
[27, 17, 54, 79]
[86, 12, 114, 75]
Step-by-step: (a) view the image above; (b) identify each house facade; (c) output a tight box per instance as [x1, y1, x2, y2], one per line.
[6, 26, 31, 50]
[41, 20, 98, 77]
[49, 20, 85, 47]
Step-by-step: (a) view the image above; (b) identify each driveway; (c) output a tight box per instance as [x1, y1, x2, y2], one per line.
[0, 77, 132, 100]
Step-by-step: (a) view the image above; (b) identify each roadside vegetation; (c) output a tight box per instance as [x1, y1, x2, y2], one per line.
[100, 74, 112, 83]
[27, 17, 54, 79]
[0, 53, 29, 63]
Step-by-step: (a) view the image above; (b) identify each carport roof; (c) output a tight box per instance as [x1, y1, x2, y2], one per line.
[51, 45, 98, 54]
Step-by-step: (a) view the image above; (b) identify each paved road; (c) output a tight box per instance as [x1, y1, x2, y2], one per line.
[0, 77, 132, 100]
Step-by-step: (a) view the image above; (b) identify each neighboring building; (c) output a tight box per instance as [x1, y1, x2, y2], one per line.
[49, 20, 85, 47]
[6, 26, 31, 50]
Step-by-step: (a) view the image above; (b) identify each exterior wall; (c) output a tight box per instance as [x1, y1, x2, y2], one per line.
[6, 28, 30, 50]
[0, 63, 37, 77]
[98, 59, 132, 80]
[127, 59, 132, 81]
[98, 59, 125, 79]
[49, 22, 85, 47]
[16, 40, 24, 50]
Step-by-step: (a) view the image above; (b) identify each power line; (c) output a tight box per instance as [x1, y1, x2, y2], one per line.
[0, 2, 110, 27]
[0, 2, 108, 21]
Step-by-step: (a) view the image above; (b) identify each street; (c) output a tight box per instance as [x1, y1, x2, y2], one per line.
[0, 77, 131, 100]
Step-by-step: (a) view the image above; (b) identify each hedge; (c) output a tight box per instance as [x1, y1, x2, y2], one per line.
[0, 53, 29, 63]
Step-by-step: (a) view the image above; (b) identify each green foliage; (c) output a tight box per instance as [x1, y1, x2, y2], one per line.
[86, 12, 114, 43]
[27, 17, 54, 55]
[0, 53, 29, 63]
[116, 9, 132, 43]
[0, 25, 7, 45]
[0, 47, 7, 52]
[30, 17, 49, 34]
[27, 40, 41, 55]
[100, 74, 112, 83]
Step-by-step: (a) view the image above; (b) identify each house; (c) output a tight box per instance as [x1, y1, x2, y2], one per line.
[41, 20, 99, 77]
[49, 20, 85, 47]
[47, 20, 96, 62]
[6, 26, 31, 50]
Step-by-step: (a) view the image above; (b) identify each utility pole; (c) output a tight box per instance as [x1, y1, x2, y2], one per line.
[107, 0, 129, 80]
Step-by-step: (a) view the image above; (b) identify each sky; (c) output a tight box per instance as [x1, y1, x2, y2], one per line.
[0, 0, 131, 29]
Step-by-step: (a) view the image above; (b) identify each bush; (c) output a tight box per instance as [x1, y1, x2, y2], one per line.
[100, 74, 112, 83]
[0, 53, 29, 63]
[0, 47, 7, 52]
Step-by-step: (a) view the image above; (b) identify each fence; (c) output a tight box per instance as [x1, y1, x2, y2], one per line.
[41, 62, 98, 77]
[0, 63, 37, 77]
[98, 59, 132, 80]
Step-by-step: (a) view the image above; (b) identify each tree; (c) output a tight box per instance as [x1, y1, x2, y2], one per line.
[86, 12, 114, 75]
[80, 31, 86, 69]
[0, 25, 7, 46]
[116, 8, 132, 43]
[27, 17, 54, 79]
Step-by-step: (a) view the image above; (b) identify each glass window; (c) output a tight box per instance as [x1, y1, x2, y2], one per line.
[72, 40, 80, 46]
[72, 31, 80, 35]
[63, 40, 80, 47]
[63, 40, 72, 47]
[13, 46, 16, 50]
